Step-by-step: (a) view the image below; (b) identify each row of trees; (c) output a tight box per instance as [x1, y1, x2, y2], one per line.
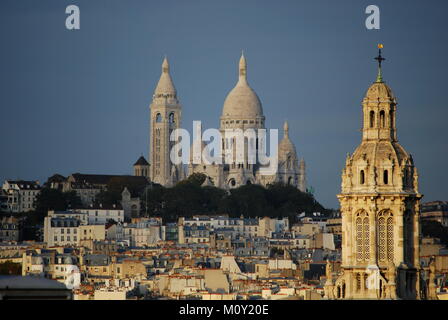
[139, 173, 329, 223]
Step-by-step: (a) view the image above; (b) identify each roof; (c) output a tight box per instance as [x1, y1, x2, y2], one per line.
[0, 276, 68, 290]
[5, 180, 41, 190]
[69, 173, 148, 187]
[46, 174, 67, 183]
[134, 156, 149, 166]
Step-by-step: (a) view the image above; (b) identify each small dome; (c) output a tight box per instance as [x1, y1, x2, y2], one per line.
[352, 140, 410, 168]
[221, 54, 263, 119]
[278, 121, 297, 161]
[364, 82, 395, 102]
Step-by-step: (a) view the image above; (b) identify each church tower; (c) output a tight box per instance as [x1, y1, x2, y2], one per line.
[149, 57, 182, 186]
[328, 45, 423, 300]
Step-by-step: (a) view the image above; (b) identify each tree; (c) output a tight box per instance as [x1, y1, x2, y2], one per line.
[64, 191, 82, 209]
[34, 188, 67, 214]
[95, 190, 121, 207]
[135, 180, 329, 223]
[178, 173, 207, 187]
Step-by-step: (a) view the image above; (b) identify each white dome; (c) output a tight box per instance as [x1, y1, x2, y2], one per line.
[221, 54, 263, 119]
[278, 121, 298, 161]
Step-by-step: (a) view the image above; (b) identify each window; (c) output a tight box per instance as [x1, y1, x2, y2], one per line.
[369, 111, 375, 128]
[156, 113, 162, 122]
[383, 170, 389, 184]
[360, 170, 365, 185]
[380, 110, 385, 127]
[378, 211, 394, 262]
[169, 112, 175, 124]
[355, 211, 370, 261]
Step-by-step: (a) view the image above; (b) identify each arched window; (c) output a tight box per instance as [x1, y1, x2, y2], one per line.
[360, 170, 365, 185]
[370, 111, 375, 128]
[288, 176, 292, 185]
[156, 113, 162, 123]
[169, 112, 175, 124]
[355, 211, 370, 262]
[383, 170, 388, 184]
[380, 110, 385, 127]
[378, 211, 394, 262]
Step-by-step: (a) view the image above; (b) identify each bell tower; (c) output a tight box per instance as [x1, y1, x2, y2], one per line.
[149, 57, 182, 186]
[327, 45, 423, 300]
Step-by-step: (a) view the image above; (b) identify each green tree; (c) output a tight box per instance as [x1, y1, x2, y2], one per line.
[95, 190, 121, 207]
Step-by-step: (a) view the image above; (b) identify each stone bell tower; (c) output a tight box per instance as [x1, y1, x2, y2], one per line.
[149, 57, 183, 186]
[327, 45, 423, 300]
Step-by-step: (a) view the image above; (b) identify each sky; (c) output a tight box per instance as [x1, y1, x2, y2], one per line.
[0, 0, 447, 209]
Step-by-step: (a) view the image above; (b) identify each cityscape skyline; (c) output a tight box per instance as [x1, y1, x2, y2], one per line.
[1, 0, 447, 209]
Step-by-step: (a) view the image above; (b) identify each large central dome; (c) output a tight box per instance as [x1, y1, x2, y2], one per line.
[221, 54, 264, 119]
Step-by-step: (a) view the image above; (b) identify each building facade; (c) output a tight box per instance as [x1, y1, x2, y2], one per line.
[326, 47, 423, 300]
[2, 180, 41, 213]
[188, 54, 306, 191]
[135, 55, 307, 192]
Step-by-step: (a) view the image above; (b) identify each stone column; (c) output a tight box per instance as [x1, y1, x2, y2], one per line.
[396, 205, 405, 265]
[369, 207, 377, 265]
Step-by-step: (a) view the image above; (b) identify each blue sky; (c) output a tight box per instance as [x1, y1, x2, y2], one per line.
[1, 0, 447, 208]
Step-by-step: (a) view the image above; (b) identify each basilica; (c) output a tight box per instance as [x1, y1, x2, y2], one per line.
[132, 53, 307, 192]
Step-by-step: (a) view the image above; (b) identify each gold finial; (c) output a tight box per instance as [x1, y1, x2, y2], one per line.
[378, 43, 383, 49]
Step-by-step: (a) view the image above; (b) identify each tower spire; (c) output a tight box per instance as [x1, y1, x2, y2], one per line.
[283, 121, 289, 138]
[162, 55, 169, 73]
[374, 44, 385, 83]
[239, 51, 247, 83]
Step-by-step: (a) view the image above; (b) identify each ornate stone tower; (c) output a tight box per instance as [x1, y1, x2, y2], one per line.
[149, 57, 182, 186]
[329, 45, 423, 300]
